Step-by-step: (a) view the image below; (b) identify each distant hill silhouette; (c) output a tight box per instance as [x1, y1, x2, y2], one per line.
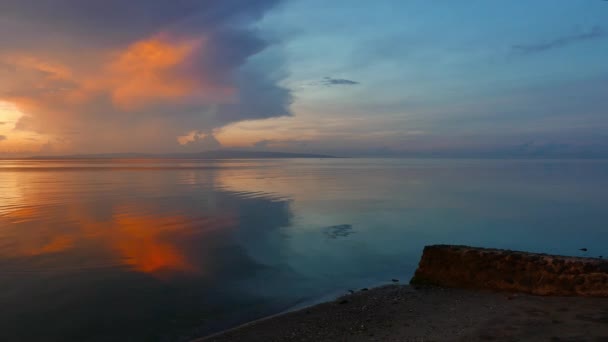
[29, 150, 337, 159]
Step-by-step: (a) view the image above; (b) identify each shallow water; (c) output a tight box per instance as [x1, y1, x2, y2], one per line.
[1, 158, 607, 341]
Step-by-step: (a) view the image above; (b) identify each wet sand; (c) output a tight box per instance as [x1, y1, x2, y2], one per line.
[199, 285, 608, 342]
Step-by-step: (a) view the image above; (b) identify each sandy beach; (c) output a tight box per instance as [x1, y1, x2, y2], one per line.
[200, 285, 608, 342]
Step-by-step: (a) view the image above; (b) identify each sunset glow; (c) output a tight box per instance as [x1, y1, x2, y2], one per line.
[3, 2, 608, 341]
[0, 1, 606, 157]
[0, 102, 21, 126]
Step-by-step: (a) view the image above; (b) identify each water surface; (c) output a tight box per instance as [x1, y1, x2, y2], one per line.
[1, 158, 608, 341]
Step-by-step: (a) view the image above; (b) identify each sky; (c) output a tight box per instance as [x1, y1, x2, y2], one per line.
[0, 0, 607, 157]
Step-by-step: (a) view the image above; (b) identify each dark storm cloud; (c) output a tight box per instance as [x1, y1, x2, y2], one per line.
[321, 77, 360, 86]
[513, 27, 605, 54]
[0, 0, 281, 45]
[0, 0, 291, 153]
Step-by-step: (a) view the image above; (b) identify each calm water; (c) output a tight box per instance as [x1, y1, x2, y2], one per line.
[1, 158, 608, 341]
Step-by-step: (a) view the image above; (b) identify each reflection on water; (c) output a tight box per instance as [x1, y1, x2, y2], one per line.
[324, 224, 355, 239]
[1, 158, 608, 341]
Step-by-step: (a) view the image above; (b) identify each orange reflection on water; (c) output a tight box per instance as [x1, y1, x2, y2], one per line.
[1, 198, 237, 278]
[0, 232, 74, 258]
[1, 207, 39, 223]
[110, 213, 197, 275]
[31, 235, 75, 256]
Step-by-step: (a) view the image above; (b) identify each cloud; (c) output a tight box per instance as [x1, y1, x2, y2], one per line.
[0, 0, 291, 153]
[513, 26, 605, 54]
[177, 130, 222, 151]
[321, 77, 360, 86]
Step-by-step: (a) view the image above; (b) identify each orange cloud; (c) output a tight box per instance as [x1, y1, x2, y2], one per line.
[7, 55, 73, 80]
[0, 1, 291, 155]
[4, 34, 236, 118]
[108, 37, 201, 110]
[103, 36, 234, 110]
[0, 34, 241, 153]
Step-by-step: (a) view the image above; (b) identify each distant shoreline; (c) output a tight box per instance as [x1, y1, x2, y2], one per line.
[15, 154, 608, 161]
[26, 150, 338, 160]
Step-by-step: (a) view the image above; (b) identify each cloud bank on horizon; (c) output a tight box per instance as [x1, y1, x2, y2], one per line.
[1, 0, 608, 157]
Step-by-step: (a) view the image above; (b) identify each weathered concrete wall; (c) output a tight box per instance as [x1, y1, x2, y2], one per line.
[410, 245, 608, 297]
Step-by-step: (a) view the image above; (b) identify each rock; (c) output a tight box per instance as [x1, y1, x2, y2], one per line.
[410, 245, 608, 297]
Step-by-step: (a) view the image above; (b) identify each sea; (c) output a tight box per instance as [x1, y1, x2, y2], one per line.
[1, 158, 607, 341]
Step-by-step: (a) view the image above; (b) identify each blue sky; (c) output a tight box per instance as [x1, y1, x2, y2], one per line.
[239, 0, 608, 156]
[0, 0, 607, 156]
